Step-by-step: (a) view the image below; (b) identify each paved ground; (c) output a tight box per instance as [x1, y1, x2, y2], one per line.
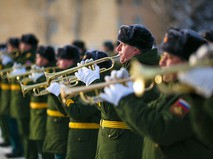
[0, 130, 24, 159]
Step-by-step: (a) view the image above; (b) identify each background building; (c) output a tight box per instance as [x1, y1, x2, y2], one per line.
[0, 0, 212, 49]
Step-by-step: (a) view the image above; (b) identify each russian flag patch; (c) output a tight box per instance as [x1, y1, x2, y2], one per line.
[169, 98, 191, 118]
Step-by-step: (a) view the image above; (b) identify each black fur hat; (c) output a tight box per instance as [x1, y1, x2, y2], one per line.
[117, 24, 154, 51]
[72, 40, 86, 50]
[84, 50, 112, 69]
[56, 45, 80, 60]
[21, 33, 39, 47]
[8, 38, 20, 48]
[161, 28, 208, 61]
[103, 41, 114, 51]
[37, 46, 55, 62]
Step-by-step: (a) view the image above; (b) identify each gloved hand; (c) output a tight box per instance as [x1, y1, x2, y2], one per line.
[75, 64, 100, 86]
[77, 59, 93, 67]
[1, 54, 13, 65]
[105, 67, 129, 81]
[29, 72, 44, 82]
[10, 63, 26, 76]
[99, 68, 133, 106]
[31, 65, 42, 71]
[178, 67, 213, 98]
[46, 82, 61, 96]
[99, 82, 134, 106]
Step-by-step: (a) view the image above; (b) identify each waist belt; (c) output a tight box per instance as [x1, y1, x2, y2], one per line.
[11, 84, 21, 90]
[100, 119, 129, 129]
[69, 122, 100, 129]
[30, 102, 48, 109]
[1, 84, 10, 90]
[47, 109, 68, 117]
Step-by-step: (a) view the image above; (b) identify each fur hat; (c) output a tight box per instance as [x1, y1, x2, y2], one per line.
[37, 46, 55, 62]
[8, 38, 20, 48]
[161, 28, 207, 61]
[72, 40, 86, 50]
[103, 41, 114, 51]
[21, 33, 39, 47]
[117, 24, 154, 51]
[84, 50, 112, 69]
[56, 45, 80, 60]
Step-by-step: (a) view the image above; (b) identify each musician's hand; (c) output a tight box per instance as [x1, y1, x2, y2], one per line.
[178, 67, 213, 98]
[99, 81, 134, 106]
[28, 72, 44, 82]
[1, 54, 13, 65]
[11, 63, 26, 75]
[75, 64, 100, 86]
[105, 67, 129, 82]
[46, 82, 61, 96]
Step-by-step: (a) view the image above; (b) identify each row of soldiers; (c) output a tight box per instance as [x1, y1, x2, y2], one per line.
[0, 24, 212, 159]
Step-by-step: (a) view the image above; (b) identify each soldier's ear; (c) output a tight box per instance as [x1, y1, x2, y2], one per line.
[132, 47, 140, 56]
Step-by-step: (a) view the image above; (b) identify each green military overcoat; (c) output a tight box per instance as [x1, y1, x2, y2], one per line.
[115, 92, 213, 159]
[95, 48, 160, 159]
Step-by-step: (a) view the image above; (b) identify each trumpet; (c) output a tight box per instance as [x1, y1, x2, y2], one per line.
[0, 68, 13, 78]
[20, 75, 77, 97]
[45, 55, 119, 83]
[7, 66, 58, 81]
[0, 63, 32, 79]
[60, 58, 213, 105]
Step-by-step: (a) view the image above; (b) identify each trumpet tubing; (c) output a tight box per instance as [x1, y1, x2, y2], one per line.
[8, 71, 33, 81]
[20, 75, 77, 97]
[20, 81, 49, 96]
[60, 77, 132, 102]
[130, 59, 213, 95]
[61, 58, 213, 104]
[45, 55, 119, 83]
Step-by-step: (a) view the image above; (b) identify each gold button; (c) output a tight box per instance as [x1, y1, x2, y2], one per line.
[155, 143, 159, 148]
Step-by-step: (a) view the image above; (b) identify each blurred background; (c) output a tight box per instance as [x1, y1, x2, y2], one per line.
[0, 0, 212, 49]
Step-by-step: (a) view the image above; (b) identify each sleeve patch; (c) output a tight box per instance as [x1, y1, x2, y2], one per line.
[169, 98, 190, 118]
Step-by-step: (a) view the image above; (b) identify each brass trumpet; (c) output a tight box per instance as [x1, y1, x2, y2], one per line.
[7, 66, 58, 82]
[45, 55, 119, 83]
[20, 75, 77, 97]
[0, 68, 13, 78]
[60, 58, 213, 105]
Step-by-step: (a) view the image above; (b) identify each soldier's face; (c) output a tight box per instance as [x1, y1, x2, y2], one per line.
[19, 42, 31, 52]
[7, 44, 16, 53]
[36, 54, 49, 67]
[57, 58, 74, 70]
[160, 52, 184, 82]
[116, 42, 140, 63]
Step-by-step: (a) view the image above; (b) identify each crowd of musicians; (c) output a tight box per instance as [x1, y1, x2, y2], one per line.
[0, 24, 212, 159]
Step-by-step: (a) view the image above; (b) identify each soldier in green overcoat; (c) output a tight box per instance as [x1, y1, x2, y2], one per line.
[0, 43, 11, 147]
[47, 50, 114, 159]
[75, 24, 160, 159]
[0, 38, 24, 157]
[24, 46, 56, 159]
[177, 44, 213, 146]
[43, 45, 80, 159]
[100, 28, 213, 159]
[9, 34, 39, 158]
